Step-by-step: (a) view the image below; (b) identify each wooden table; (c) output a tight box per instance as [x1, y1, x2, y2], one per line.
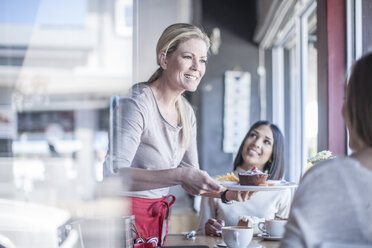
[164, 234, 280, 248]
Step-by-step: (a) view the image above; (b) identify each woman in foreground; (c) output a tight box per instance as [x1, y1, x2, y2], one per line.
[280, 53, 372, 247]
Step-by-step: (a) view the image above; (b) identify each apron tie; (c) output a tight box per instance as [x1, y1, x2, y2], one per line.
[148, 195, 176, 245]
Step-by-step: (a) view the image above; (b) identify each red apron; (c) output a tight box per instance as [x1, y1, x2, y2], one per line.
[130, 195, 176, 247]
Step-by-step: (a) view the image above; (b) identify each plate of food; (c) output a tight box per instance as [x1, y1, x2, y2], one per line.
[220, 181, 297, 191]
[217, 167, 297, 191]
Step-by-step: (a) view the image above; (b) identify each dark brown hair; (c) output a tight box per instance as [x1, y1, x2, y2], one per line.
[233, 121, 285, 180]
[345, 53, 372, 147]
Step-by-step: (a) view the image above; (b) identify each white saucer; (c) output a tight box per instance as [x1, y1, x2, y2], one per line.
[215, 241, 262, 248]
[257, 233, 283, 241]
[215, 242, 227, 247]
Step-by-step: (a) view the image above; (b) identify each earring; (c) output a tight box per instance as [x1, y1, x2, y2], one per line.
[159, 52, 167, 69]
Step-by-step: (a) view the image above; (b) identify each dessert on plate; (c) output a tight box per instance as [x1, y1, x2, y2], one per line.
[237, 215, 265, 234]
[238, 167, 268, 186]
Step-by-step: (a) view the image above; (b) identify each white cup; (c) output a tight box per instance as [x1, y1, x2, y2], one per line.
[258, 219, 287, 237]
[222, 226, 253, 248]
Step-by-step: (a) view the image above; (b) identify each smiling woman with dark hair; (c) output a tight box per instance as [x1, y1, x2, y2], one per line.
[233, 120, 285, 179]
[197, 120, 291, 236]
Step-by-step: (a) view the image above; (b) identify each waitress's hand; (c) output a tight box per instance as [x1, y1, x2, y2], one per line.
[226, 190, 255, 202]
[205, 218, 224, 236]
[179, 167, 224, 195]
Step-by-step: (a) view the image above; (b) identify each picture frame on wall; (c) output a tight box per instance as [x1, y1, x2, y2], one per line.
[223, 70, 251, 153]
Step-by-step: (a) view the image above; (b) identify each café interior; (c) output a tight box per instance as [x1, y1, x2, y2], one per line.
[0, 0, 371, 247]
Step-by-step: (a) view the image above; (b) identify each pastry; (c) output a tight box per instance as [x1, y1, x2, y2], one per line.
[238, 167, 268, 186]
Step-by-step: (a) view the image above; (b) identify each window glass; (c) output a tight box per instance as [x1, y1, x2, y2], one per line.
[305, 11, 318, 158]
[285, 43, 300, 182]
[0, 0, 87, 26]
[362, 0, 372, 53]
[0, 0, 133, 246]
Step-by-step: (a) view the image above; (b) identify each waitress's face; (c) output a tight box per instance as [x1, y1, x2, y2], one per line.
[241, 125, 274, 170]
[162, 38, 208, 92]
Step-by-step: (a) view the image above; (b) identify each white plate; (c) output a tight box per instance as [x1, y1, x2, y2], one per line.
[257, 233, 283, 241]
[220, 180, 297, 191]
[215, 241, 262, 248]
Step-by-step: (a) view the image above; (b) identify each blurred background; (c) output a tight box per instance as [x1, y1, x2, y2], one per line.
[0, 0, 371, 246]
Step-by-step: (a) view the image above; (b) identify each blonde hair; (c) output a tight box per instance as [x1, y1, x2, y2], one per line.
[148, 23, 210, 148]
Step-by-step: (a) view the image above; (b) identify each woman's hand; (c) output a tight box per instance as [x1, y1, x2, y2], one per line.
[179, 167, 224, 195]
[205, 218, 225, 236]
[226, 190, 255, 202]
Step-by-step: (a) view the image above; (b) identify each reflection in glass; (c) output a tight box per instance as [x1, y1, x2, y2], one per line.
[0, 0, 133, 247]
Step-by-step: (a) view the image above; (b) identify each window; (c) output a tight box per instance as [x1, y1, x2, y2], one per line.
[0, 0, 133, 245]
[262, 0, 317, 182]
[304, 7, 318, 159]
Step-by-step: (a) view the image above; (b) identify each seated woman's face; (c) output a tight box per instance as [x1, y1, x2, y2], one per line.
[241, 125, 274, 170]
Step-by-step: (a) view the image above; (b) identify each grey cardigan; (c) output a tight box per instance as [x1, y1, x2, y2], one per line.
[104, 83, 199, 198]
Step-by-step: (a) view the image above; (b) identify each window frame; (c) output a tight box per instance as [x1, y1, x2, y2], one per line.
[270, 0, 317, 182]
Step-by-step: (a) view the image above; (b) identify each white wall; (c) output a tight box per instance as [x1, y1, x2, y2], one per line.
[132, 0, 192, 83]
